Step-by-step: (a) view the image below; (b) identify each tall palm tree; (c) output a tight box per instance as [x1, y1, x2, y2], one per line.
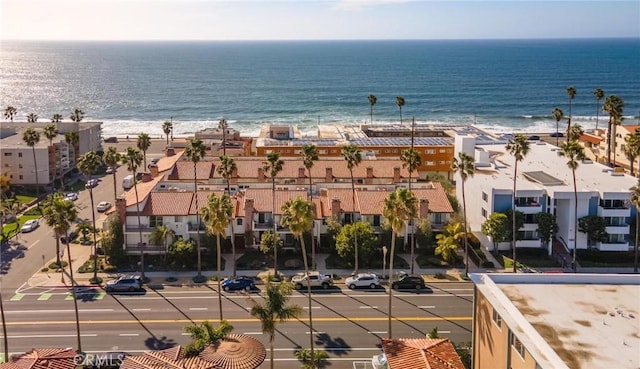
[184, 320, 233, 357]
[367, 94, 377, 124]
[150, 224, 176, 263]
[3, 106, 16, 122]
[383, 188, 417, 338]
[395, 96, 405, 125]
[121, 147, 145, 280]
[102, 147, 121, 201]
[593, 88, 604, 131]
[51, 113, 63, 123]
[137, 132, 152, 169]
[301, 144, 319, 269]
[566, 86, 576, 132]
[624, 134, 640, 177]
[201, 193, 233, 320]
[551, 107, 564, 147]
[506, 135, 530, 273]
[219, 118, 228, 156]
[70, 108, 84, 122]
[400, 147, 421, 273]
[559, 136, 586, 272]
[263, 152, 284, 276]
[249, 282, 303, 369]
[567, 124, 584, 142]
[41, 193, 81, 351]
[435, 222, 466, 264]
[629, 179, 640, 273]
[281, 197, 315, 365]
[43, 123, 59, 191]
[451, 152, 475, 276]
[186, 139, 207, 279]
[217, 155, 237, 276]
[77, 151, 103, 283]
[603, 95, 624, 167]
[162, 119, 173, 146]
[341, 144, 362, 272]
[22, 127, 41, 200]
[26, 113, 38, 123]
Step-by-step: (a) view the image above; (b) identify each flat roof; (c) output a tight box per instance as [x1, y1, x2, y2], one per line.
[471, 273, 640, 369]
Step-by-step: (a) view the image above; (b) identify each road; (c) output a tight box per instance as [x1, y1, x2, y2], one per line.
[3, 283, 473, 367]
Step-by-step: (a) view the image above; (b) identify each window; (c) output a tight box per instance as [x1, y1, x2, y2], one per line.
[426, 161, 435, 166]
[344, 213, 353, 224]
[174, 216, 183, 223]
[18, 152, 22, 157]
[481, 208, 487, 218]
[19, 175, 23, 180]
[150, 216, 163, 227]
[510, 331, 525, 358]
[18, 164, 23, 169]
[236, 219, 243, 226]
[492, 308, 502, 328]
[373, 215, 381, 227]
[3, 153, 11, 156]
[482, 192, 488, 202]
[439, 149, 446, 153]
[425, 149, 435, 155]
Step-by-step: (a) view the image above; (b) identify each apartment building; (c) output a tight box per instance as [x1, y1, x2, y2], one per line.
[470, 273, 640, 369]
[0, 121, 102, 186]
[454, 135, 637, 254]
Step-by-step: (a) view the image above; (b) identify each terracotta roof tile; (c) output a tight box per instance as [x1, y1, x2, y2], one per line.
[189, 190, 227, 215]
[172, 161, 215, 180]
[157, 150, 185, 173]
[124, 175, 163, 208]
[580, 133, 603, 144]
[411, 183, 454, 213]
[0, 348, 77, 369]
[243, 189, 309, 215]
[382, 338, 465, 369]
[141, 191, 194, 216]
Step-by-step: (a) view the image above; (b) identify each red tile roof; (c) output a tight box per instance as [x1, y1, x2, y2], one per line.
[0, 348, 78, 369]
[412, 183, 455, 213]
[172, 161, 215, 180]
[382, 338, 465, 369]
[580, 133, 603, 145]
[243, 189, 309, 215]
[141, 191, 194, 216]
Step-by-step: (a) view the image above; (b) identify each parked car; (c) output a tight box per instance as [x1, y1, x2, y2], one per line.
[60, 231, 78, 244]
[64, 192, 78, 201]
[105, 276, 142, 293]
[221, 277, 255, 292]
[528, 135, 541, 141]
[345, 273, 381, 289]
[85, 179, 99, 188]
[106, 167, 115, 174]
[291, 271, 333, 290]
[391, 274, 426, 290]
[549, 132, 564, 137]
[21, 219, 39, 233]
[96, 201, 112, 212]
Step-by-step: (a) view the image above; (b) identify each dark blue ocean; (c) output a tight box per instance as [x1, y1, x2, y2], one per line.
[1, 39, 639, 137]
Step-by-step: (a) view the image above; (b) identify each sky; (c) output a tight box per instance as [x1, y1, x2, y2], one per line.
[1, 0, 639, 41]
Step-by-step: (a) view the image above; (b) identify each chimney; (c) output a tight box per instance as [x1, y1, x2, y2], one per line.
[166, 147, 175, 156]
[149, 163, 159, 178]
[393, 167, 401, 183]
[297, 167, 306, 185]
[365, 167, 374, 184]
[331, 198, 341, 217]
[420, 199, 430, 218]
[258, 167, 266, 181]
[115, 197, 127, 223]
[244, 198, 255, 232]
[231, 167, 238, 184]
[325, 167, 333, 182]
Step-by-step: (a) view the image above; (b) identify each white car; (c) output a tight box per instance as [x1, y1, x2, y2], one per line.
[345, 273, 381, 289]
[106, 167, 115, 174]
[21, 219, 39, 233]
[291, 271, 333, 290]
[64, 192, 78, 201]
[85, 179, 99, 188]
[96, 201, 112, 212]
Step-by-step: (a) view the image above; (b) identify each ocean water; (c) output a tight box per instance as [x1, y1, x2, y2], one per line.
[1, 39, 639, 137]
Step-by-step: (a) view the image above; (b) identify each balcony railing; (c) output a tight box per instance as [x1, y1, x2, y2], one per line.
[125, 244, 166, 254]
[253, 221, 274, 230]
[188, 223, 206, 231]
[515, 201, 541, 207]
[125, 224, 154, 233]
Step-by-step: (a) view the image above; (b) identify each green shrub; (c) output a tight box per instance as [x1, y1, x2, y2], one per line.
[40, 267, 49, 272]
[48, 261, 68, 269]
[433, 272, 447, 279]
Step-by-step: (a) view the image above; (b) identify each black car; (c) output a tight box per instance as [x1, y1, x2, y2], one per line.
[391, 274, 426, 290]
[60, 231, 78, 244]
[528, 135, 541, 141]
[549, 132, 564, 137]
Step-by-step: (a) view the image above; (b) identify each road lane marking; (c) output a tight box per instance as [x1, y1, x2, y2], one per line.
[302, 306, 320, 309]
[5, 309, 114, 314]
[0, 334, 98, 339]
[132, 308, 151, 312]
[359, 306, 378, 309]
[38, 294, 52, 301]
[306, 332, 326, 335]
[418, 305, 436, 309]
[189, 307, 208, 311]
[243, 332, 263, 335]
[438, 330, 451, 333]
[119, 333, 140, 337]
[10, 294, 24, 301]
[368, 331, 387, 334]
[27, 240, 40, 250]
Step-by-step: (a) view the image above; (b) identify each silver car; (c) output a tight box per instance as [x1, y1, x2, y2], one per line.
[345, 273, 381, 289]
[105, 277, 142, 293]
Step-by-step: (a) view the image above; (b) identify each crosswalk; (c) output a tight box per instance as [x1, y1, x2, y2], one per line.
[8, 291, 106, 302]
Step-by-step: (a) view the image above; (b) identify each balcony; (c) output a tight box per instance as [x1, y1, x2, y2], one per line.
[125, 243, 166, 255]
[125, 224, 154, 233]
[515, 200, 542, 214]
[596, 241, 629, 252]
[253, 221, 274, 230]
[188, 223, 206, 231]
[605, 224, 630, 234]
[597, 206, 630, 218]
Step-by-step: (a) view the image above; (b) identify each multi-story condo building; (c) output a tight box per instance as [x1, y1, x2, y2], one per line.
[454, 135, 636, 254]
[0, 122, 102, 186]
[470, 273, 640, 369]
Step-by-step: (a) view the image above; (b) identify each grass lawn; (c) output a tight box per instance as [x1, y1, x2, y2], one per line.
[2, 214, 41, 236]
[498, 248, 560, 269]
[416, 254, 461, 268]
[15, 194, 36, 204]
[577, 250, 637, 267]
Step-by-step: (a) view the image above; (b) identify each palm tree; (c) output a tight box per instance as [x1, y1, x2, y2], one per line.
[566, 86, 577, 132]
[603, 95, 625, 167]
[162, 119, 173, 146]
[401, 147, 421, 274]
[149, 224, 175, 263]
[435, 223, 465, 264]
[201, 193, 233, 321]
[41, 193, 81, 351]
[629, 179, 640, 273]
[281, 197, 315, 365]
[395, 96, 405, 125]
[341, 144, 362, 272]
[451, 152, 475, 276]
[102, 147, 121, 201]
[219, 118, 228, 156]
[3, 106, 17, 122]
[551, 107, 564, 146]
[51, 113, 63, 123]
[77, 151, 103, 283]
[26, 113, 38, 123]
[70, 108, 84, 122]
[121, 147, 145, 279]
[263, 152, 284, 276]
[593, 88, 604, 131]
[567, 124, 584, 142]
[183, 320, 234, 357]
[559, 136, 586, 272]
[301, 144, 319, 269]
[367, 94, 377, 124]
[43, 123, 59, 191]
[506, 135, 530, 273]
[217, 155, 237, 276]
[383, 188, 417, 338]
[137, 133, 152, 169]
[249, 282, 303, 369]
[22, 127, 41, 200]
[185, 139, 207, 279]
[624, 134, 640, 177]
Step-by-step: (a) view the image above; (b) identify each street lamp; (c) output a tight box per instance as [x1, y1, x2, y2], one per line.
[382, 246, 388, 280]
